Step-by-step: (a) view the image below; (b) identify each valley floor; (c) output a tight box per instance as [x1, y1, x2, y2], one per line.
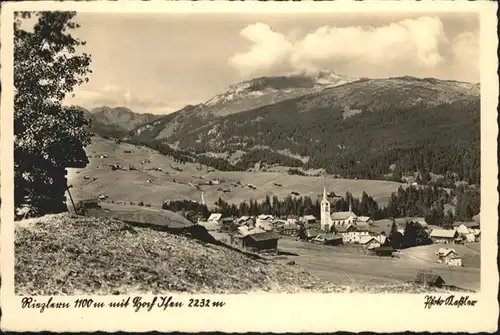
[276, 237, 480, 291]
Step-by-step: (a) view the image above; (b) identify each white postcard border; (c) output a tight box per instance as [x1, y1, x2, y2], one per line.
[1, 1, 498, 332]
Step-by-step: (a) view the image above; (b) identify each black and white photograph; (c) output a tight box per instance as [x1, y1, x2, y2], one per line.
[1, 0, 498, 333]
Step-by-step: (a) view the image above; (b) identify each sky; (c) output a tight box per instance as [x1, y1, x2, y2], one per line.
[59, 12, 479, 114]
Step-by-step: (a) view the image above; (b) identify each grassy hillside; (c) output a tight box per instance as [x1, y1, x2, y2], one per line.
[15, 213, 452, 294]
[67, 136, 406, 207]
[400, 243, 481, 268]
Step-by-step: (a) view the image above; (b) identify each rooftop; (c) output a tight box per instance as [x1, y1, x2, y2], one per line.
[430, 229, 457, 238]
[244, 232, 281, 242]
[331, 211, 357, 221]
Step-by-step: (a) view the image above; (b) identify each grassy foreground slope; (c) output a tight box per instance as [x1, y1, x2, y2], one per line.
[15, 214, 446, 295]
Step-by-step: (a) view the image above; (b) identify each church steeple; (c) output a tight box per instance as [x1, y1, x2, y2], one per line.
[320, 177, 331, 232]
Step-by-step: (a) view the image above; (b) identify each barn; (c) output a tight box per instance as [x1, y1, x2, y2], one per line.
[241, 232, 280, 254]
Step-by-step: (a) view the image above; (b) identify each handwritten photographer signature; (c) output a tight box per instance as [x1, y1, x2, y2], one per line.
[424, 295, 478, 309]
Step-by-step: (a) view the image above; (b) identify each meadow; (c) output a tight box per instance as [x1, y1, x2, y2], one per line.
[67, 136, 407, 208]
[276, 237, 480, 291]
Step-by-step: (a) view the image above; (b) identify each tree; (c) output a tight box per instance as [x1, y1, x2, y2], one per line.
[14, 12, 92, 217]
[388, 217, 403, 249]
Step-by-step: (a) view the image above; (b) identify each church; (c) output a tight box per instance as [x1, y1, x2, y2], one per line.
[320, 186, 358, 232]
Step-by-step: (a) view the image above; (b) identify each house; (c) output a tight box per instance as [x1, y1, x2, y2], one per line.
[236, 216, 255, 227]
[359, 236, 381, 250]
[369, 220, 394, 238]
[241, 232, 280, 254]
[330, 209, 358, 226]
[302, 215, 319, 229]
[305, 228, 322, 240]
[435, 248, 459, 264]
[237, 226, 265, 236]
[256, 214, 274, 231]
[219, 217, 237, 232]
[313, 234, 343, 246]
[430, 229, 458, 244]
[280, 221, 298, 236]
[453, 222, 480, 243]
[447, 256, 463, 267]
[333, 224, 370, 243]
[323, 234, 344, 246]
[207, 213, 223, 224]
[357, 216, 373, 226]
[414, 272, 446, 288]
[453, 221, 480, 230]
[370, 246, 395, 257]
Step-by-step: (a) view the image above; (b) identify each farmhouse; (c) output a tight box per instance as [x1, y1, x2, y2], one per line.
[208, 213, 223, 224]
[359, 236, 380, 250]
[280, 221, 298, 236]
[370, 246, 395, 257]
[314, 234, 343, 246]
[435, 248, 459, 264]
[414, 272, 446, 288]
[256, 215, 274, 231]
[302, 215, 319, 229]
[330, 207, 358, 226]
[430, 229, 458, 244]
[241, 232, 280, 254]
[236, 216, 255, 227]
[305, 228, 322, 240]
[447, 256, 463, 267]
[237, 226, 265, 237]
[333, 224, 370, 243]
[453, 222, 481, 243]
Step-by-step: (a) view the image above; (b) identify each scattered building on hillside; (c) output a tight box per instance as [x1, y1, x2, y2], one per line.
[303, 214, 319, 229]
[414, 272, 446, 288]
[330, 205, 358, 226]
[207, 213, 223, 225]
[430, 229, 458, 244]
[256, 214, 274, 231]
